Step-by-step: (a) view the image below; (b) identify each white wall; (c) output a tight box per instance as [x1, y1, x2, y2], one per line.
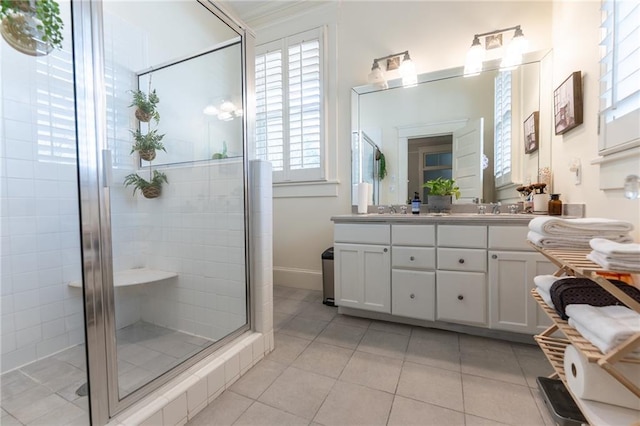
[550, 1, 640, 241]
[249, 1, 555, 290]
[0, 3, 84, 373]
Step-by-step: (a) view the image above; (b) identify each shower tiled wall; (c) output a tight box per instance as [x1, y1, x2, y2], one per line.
[0, 23, 84, 373]
[109, 159, 248, 341]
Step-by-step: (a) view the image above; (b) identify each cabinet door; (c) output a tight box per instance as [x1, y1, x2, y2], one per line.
[392, 270, 436, 321]
[334, 243, 390, 313]
[436, 271, 486, 325]
[488, 251, 555, 334]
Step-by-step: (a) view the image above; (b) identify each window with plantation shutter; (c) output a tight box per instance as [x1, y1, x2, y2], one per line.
[256, 28, 324, 182]
[599, 0, 640, 153]
[494, 71, 512, 187]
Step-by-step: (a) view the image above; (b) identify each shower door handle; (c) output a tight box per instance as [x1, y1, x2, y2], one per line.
[102, 149, 112, 188]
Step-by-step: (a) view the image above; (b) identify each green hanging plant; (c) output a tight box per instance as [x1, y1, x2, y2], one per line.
[375, 148, 387, 180]
[129, 89, 160, 123]
[123, 170, 168, 199]
[0, 0, 64, 53]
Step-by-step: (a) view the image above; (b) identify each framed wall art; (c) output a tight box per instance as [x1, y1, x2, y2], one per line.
[524, 111, 539, 154]
[554, 71, 583, 135]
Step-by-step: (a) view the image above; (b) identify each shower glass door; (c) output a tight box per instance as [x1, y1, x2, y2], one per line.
[94, 0, 251, 416]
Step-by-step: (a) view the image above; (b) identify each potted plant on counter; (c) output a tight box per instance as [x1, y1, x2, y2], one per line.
[422, 177, 460, 211]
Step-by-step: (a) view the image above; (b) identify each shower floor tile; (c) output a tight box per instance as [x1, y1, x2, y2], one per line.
[0, 321, 214, 425]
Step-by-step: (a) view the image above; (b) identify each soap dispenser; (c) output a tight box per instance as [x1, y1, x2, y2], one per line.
[412, 192, 421, 215]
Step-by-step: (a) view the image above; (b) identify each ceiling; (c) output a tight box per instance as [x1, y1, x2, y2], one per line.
[220, 0, 332, 25]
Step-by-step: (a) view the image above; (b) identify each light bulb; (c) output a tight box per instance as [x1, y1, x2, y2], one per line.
[203, 105, 218, 115]
[464, 38, 485, 77]
[220, 101, 235, 112]
[399, 54, 417, 87]
[368, 61, 387, 90]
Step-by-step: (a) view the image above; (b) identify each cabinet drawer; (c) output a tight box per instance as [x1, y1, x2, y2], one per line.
[437, 225, 487, 248]
[334, 224, 390, 245]
[488, 226, 533, 251]
[392, 225, 435, 246]
[437, 271, 486, 325]
[392, 270, 435, 321]
[438, 248, 486, 272]
[392, 247, 436, 269]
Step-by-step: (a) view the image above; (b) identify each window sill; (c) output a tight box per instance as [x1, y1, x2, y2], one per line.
[273, 179, 339, 198]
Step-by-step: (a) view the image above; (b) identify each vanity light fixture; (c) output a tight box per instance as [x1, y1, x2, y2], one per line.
[463, 25, 528, 77]
[367, 50, 417, 89]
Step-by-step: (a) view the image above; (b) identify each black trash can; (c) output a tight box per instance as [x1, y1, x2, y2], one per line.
[321, 247, 335, 306]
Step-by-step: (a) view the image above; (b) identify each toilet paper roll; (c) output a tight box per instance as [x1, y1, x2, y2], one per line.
[357, 182, 370, 214]
[564, 344, 640, 410]
[533, 193, 549, 212]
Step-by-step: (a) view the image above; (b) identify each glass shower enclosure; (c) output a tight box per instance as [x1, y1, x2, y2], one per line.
[1, 1, 253, 424]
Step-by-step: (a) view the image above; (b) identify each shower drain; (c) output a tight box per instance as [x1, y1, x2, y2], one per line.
[76, 382, 88, 397]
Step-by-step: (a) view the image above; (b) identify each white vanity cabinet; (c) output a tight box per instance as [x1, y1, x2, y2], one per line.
[436, 225, 488, 326]
[391, 224, 436, 321]
[488, 226, 555, 334]
[334, 224, 391, 313]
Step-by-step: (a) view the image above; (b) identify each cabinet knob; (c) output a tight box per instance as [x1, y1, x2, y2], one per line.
[458, 258, 465, 264]
[410, 293, 415, 299]
[457, 295, 464, 300]
[491, 254, 498, 259]
[410, 256, 415, 261]
[383, 248, 388, 252]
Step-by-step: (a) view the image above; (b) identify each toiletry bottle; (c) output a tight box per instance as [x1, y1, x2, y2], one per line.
[412, 192, 421, 215]
[548, 194, 562, 216]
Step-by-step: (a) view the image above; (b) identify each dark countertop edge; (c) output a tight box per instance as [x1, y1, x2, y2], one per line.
[331, 214, 537, 225]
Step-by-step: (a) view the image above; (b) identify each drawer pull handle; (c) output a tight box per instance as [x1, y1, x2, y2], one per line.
[410, 293, 415, 299]
[383, 248, 388, 253]
[410, 256, 415, 261]
[458, 258, 465, 264]
[492, 254, 498, 259]
[457, 295, 464, 300]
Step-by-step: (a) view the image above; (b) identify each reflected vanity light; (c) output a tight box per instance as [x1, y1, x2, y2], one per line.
[203, 100, 241, 121]
[367, 50, 417, 89]
[464, 25, 528, 77]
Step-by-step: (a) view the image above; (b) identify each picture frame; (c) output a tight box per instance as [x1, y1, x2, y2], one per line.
[553, 71, 583, 135]
[524, 111, 539, 154]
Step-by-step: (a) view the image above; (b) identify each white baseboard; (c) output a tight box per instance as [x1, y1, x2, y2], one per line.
[273, 267, 322, 291]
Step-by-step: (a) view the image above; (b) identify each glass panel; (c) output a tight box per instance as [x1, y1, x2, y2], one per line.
[0, 1, 89, 423]
[101, 2, 247, 400]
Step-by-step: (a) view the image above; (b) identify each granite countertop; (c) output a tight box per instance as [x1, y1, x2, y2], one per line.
[331, 213, 542, 225]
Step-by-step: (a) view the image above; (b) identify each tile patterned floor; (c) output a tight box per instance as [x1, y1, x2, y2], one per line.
[1, 322, 212, 425]
[188, 285, 557, 426]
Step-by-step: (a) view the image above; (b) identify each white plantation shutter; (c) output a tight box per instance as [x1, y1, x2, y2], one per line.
[256, 28, 324, 182]
[494, 71, 512, 187]
[599, 0, 640, 153]
[36, 48, 77, 164]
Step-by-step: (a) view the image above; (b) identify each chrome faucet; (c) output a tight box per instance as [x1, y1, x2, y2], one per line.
[389, 205, 398, 214]
[491, 202, 502, 214]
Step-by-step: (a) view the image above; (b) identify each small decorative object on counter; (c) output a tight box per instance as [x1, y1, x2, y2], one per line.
[548, 194, 562, 216]
[411, 192, 421, 215]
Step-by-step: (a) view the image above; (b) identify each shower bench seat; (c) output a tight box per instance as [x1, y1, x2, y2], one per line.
[68, 268, 178, 288]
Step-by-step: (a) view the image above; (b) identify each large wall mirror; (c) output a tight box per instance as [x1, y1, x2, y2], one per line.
[351, 49, 552, 206]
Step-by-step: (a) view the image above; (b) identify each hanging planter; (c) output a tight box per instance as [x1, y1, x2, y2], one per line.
[123, 170, 168, 199]
[130, 128, 165, 162]
[129, 89, 160, 123]
[0, 0, 64, 56]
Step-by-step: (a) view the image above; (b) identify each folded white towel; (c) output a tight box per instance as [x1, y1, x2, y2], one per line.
[569, 317, 640, 359]
[590, 238, 640, 256]
[566, 304, 640, 348]
[587, 251, 640, 272]
[533, 274, 570, 293]
[529, 217, 634, 236]
[536, 288, 555, 309]
[527, 231, 633, 249]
